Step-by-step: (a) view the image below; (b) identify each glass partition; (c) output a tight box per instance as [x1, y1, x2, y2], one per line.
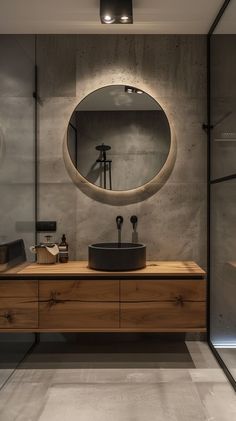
[210, 0, 236, 388]
[0, 35, 36, 388]
[0, 36, 36, 255]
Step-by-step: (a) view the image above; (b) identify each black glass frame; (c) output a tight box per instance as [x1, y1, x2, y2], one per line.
[207, 0, 236, 391]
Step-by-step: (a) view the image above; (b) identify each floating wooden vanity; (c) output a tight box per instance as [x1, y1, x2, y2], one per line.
[0, 261, 206, 333]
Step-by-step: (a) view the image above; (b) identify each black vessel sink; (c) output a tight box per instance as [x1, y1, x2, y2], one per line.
[88, 242, 146, 271]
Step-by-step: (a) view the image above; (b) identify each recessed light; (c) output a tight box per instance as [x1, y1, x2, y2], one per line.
[102, 14, 115, 23]
[100, 0, 133, 24]
[120, 16, 129, 22]
[104, 15, 112, 21]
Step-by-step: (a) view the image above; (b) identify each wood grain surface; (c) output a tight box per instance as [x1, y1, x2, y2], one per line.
[0, 281, 38, 329]
[0, 298, 38, 329]
[120, 302, 206, 330]
[39, 280, 119, 329]
[120, 279, 206, 302]
[120, 279, 206, 330]
[17, 261, 205, 277]
[0, 281, 38, 298]
[0, 263, 206, 332]
[39, 280, 119, 302]
[39, 301, 119, 329]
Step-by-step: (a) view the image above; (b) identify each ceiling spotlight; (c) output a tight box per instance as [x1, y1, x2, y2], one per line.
[103, 15, 115, 23]
[100, 0, 133, 24]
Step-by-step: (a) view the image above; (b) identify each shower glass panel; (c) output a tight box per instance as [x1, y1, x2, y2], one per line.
[0, 35, 36, 388]
[210, 0, 236, 387]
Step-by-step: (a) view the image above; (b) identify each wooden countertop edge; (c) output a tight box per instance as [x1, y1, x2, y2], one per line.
[0, 261, 206, 278]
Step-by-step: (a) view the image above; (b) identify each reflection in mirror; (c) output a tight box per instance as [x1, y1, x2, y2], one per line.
[67, 85, 171, 191]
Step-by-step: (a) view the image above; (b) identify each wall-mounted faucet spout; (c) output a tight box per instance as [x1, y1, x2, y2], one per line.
[116, 215, 123, 230]
[130, 215, 138, 243]
[116, 215, 123, 247]
[130, 215, 138, 230]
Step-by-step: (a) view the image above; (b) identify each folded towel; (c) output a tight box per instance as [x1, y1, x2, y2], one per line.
[45, 245, 59, 256]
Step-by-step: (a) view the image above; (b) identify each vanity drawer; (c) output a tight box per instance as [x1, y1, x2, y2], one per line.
[120, 302, 206, 330]
[39, 280, 119, 301]
[120, 279, 206, 301]
[120, 279, 206, 331]
[0, 281, 38, 329]
[39, 280, 119, 329]
[0, 298, 38, 329]
[39, 301, 119, 329]
[0, 280, 38, 298]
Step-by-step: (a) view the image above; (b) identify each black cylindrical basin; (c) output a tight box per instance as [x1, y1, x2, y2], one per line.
[88, 242, 146, 271]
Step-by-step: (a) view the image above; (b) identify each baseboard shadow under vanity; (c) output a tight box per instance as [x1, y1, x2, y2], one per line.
[13, 333, 202, 370]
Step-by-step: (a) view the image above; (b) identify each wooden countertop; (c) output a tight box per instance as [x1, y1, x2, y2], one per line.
[12, 260, 206, 278]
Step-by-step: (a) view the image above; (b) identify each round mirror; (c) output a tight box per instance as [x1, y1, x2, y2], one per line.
[66, 85, 171, 192]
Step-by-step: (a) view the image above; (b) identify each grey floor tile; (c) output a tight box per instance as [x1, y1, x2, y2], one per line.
[37, 383, 207, 421]
[0, 340, 235, 421]
[186, 341, 220, 368]
[189, 368, 228, 383]
[195, 382, 236, 421]
[0, 369, 14, 389]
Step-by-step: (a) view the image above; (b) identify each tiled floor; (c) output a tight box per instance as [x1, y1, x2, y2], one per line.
[0, 341, 33, 389]
[0, 336, 235, 421]
[215, 347, 236, 382]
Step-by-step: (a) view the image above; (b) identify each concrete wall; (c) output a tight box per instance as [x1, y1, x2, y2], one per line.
[37, 35, 207, 268]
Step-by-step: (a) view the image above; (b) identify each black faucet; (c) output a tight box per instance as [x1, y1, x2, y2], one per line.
[130, 215, 138, 230]
[130, 215, 138, 243]
[116, 215, 123, 230]
[116, 216, 123, 247]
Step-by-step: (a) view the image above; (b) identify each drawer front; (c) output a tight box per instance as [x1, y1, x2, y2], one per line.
[0, 281, 38, 329]
[120, 302, 206, 330]
[120, 279, 206, 330]
[39, 280, 119, 329]
[0, 281, 38, 298]
[39, 280, 119, 302]
[120, 279, 206, 302]
[0, 298, 38, 329]
[39, 301, 119, 329]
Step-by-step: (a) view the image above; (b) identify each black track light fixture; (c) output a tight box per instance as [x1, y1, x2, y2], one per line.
[100, 0, 133, 24]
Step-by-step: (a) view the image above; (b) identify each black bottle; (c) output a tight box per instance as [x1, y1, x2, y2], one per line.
[59, 234, 69, 263]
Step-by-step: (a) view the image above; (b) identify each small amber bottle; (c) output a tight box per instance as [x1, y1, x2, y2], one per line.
[59, 234, 69, 263]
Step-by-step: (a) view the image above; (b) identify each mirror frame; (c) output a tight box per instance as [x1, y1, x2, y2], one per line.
[63, 85, 177, 205]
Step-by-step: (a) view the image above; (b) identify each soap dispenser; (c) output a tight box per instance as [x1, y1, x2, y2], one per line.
[59, 234, 69, 263]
